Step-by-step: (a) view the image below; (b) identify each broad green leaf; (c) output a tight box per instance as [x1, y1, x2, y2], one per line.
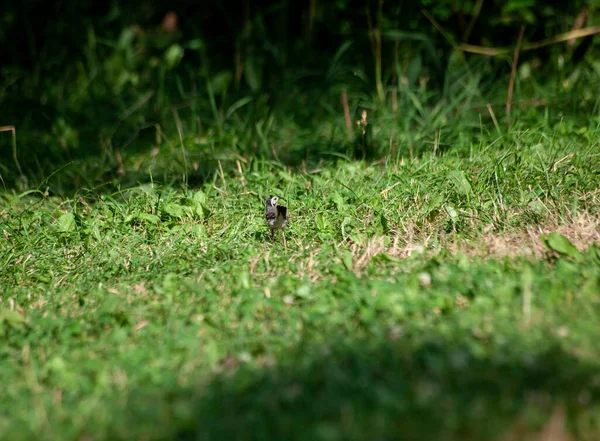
[373, 254, 403, 264]
[540, 232, 582, 259]
[193, 190, 207, 204]
[136, 213, 160, 223]
[125, 213, 160, 223]
[91, 226, 102, 241]
[244, 51, 261, 92]
[405, 54, 422, 86]
[238, 271, 251, 290]
[528, 198, 545, 214]
[58, 213, 75, 232]
[117, 27, 136, 49]
[350, 233, 366, 246]
[210, 70, 232, 95]
[331, 192, 345, 210]
[295, 284, 311, 299]
[316, 214, 327, 231]
[185, 39, 204, 50]
[444, 204, 458, 219]
[163, 203, 185, 218]
[278, 170, 293, 182]
[448, 170, 472, 195]
[164, 44, 184, 70]
[341, 216, 353, 238]
[191, 224, 206, 238]
[198, 203, 211, 219]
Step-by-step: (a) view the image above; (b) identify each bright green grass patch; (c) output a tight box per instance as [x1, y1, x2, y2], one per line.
[1, 135, 599, 440]
[1, 253, 599, 440]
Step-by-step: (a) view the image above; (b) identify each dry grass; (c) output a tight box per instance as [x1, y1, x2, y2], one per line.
[468, 212, 600, 259]
[347, 212, 600, 275]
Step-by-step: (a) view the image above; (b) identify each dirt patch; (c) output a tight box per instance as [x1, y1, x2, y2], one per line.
[456, 212, 600, 259]
[350, 212, 600, 271]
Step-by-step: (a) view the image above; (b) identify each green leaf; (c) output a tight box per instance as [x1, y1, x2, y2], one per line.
[331, 192, 345, 210]
[163, 203, 185, 218]
[185, 39, 204, 50]
[278, 170, 293, 182]
[244, 51, 261, 92]
[193, 190, 208, 205]
[444, 204, 458, 220]
[373, 253, 403, 264]
[225, 96, 254, 119]
[136, 213, 160, 223]
[540, 232, 582, 259]
[295, 284, 311, 299]
[341, 216, 353, 238]
[191, 224, 206, 238]
[238, 271, 251, 290]
[327, 40, 353, 79]
[210, 70, 233, 95]
[350, 233, 366, 246]
[125, 212, 160, 223]
[181, 197, 207, 219]
[405, 54, 422, 86]
[380, 213, 389, 234]
[164, 44, 184, 70]
[91, 225, 102, 241]
[528, 198, 545, 215]
[57, 213, 76, 232]
[342, 250, 353, 271]
[316, 214, 327, 231]
[197, 203, 211, 219]
[448, 170, 472, 195]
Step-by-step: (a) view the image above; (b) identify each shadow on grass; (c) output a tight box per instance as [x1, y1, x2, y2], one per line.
[127, 334, 600, 441]
[0, 129, 354, 196]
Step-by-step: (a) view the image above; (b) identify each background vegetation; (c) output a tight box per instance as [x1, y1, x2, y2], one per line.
[1, 1, 600, 440]
[2, 0, 600, 190]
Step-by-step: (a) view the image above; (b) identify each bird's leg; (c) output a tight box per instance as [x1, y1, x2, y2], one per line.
[282, 230, 287, 249]
[271, 228, 275, 241]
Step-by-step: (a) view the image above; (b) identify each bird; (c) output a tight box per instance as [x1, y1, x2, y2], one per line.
[265, 196, 288, 245]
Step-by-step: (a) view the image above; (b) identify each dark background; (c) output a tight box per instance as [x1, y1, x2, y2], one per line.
[1, 1, 598, 191]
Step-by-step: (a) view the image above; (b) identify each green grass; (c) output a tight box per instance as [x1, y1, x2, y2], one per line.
[1, 123, 600, 440]
[3, 5, 600, 439]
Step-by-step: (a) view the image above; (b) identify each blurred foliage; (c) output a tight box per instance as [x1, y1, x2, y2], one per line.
[1, 0, 600, 190]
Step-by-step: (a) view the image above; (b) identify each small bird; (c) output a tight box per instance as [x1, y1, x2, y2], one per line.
[265, 196, 288, 245]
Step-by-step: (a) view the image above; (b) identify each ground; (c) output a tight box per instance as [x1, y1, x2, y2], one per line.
[1, 121, 599, 440]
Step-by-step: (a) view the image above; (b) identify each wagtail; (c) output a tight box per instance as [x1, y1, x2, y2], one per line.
[265, 196, 288, 244]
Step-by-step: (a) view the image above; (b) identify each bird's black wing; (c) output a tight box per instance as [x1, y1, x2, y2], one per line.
[276, 205, 287, 219]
